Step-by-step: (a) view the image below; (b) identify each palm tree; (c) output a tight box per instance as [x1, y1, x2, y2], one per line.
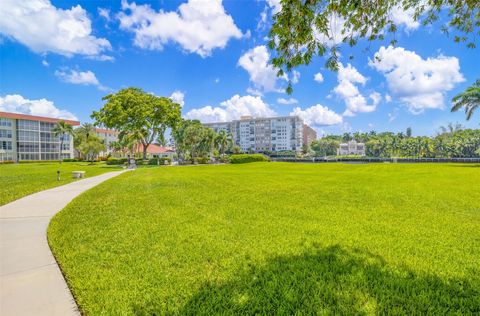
[451, 79, 480, 120]
[216, 130, 233, 157]
[53, 121, 74, 163]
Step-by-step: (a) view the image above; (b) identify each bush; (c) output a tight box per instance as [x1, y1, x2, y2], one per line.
[196, 157, 209, 164]
[19, 160, 59, 164]
[62, 158, 78, 162]
[148, 157, 172, 165]
[106, 158, 128, 165]
[0, 160, 15, 164]
[229, 154, 269, 164]
[98, 156, 108, 161]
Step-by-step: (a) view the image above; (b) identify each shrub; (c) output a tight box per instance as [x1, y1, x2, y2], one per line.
[229, 154, 269, 164]
[98, 156, 108, 161]
[19, 160, 59, 164]
[106, 158, 128, 165]
[0, 160, 15, 164]
[196, 157, 209, 164]
[148, 157, 172, 165]
[62, 158, 77, 162]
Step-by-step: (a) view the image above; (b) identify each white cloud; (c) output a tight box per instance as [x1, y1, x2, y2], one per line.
[0, 0, 111, 57]
[277, 97, 298, 105]
[390, 6, 420, 31]
[290, 104, 343, 126]
[385, 94, 392, 103]
[55, 68, 100, 86]
[118, 0, 243, 57]
[98, 7, 110, 21]
[266, 0, 282, 14]
[0, 94, 77, 120]
[238, 45, 285, 93]
[333, 63, 380, 116]
[170, 90, 185, 107]
[314, 72, 324, 83]
[185, 94, 275, 123]
[42, 60, 49, 67]
[370, 46, 465, 113]
[291, 70, 300, 84]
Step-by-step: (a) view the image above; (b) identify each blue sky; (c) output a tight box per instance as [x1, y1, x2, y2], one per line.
[0, 0, 478, 136]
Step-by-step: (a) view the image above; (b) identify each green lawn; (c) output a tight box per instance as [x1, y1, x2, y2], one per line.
[0, 162, 122, 206]
[48, 163, 480, 315]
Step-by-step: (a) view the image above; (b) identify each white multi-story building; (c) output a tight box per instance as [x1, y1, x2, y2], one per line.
[337, 140, 366, 156]
[0, 112, 79, 162]
[204, 115, 305, 152]
[94, 128, 119, 156]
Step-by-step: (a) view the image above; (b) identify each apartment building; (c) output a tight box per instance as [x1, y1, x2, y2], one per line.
[204, 115, 304, 152]
[0, 112, 79, 162]
[303, 124, 317, 146]
[94, 128, 119, 156]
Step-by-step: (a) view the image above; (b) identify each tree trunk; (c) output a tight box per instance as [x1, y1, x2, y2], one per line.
[59, 135, 64, 164]
[143, 143, 148, 160]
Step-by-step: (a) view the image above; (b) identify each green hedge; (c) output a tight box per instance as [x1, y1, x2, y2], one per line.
[229, 154, 269, 164]
[62, 158, 78, 162]
[106, 158, 128, 165]
[148, 157, 172, 165]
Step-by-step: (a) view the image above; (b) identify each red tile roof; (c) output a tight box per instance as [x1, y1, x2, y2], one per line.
[94, 128, 119, 135]
[135, 144, 174, 154]
[0, 111, 80, 126]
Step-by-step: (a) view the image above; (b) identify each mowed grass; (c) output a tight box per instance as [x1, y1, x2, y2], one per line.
[48, 163, 480, 315]
[0, 162, 122, 206]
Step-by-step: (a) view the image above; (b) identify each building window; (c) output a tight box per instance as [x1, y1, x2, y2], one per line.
[0, 118, 13, 127]
[0, 129, 12, 138]
[1, 140, 13, 150]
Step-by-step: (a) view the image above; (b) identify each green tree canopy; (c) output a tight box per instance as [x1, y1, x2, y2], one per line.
[451, 80, 480, 120]
[52, 121, 74, 163]
[91, 87, 182, 159]
[269, 0, 479, 93]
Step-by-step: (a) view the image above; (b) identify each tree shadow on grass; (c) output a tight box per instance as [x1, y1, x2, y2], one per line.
[143, 245, 480, 316]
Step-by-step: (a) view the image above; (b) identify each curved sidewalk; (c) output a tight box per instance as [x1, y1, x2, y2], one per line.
[0, 170, 126, 316]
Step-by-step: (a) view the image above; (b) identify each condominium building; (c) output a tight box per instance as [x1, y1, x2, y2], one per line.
[303, 124, 317, 146]
[94, 128, 119, 156]
[337, 140, 366, 156]
[0, 112, 79, 162]
[204, 115, 305, 152]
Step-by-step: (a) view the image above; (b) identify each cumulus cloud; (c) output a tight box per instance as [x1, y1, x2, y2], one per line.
[390, 6, 420, 31]
[238, 45, 285, 93]
[118, 0, 243, 57]
[98, 7, 111, 21]
[314, 72, 324, 83]
[291, 70, 300, 84]
[277, 97, 298, 105]
[0, 0, 111, 57]
[266, 0, 282, 14]
[290, 104, 343, 126]
[369, 46, 465, 113]
[170, 90, 185, 106]
[0, 94, 77, 120]
[333, 63, 380, 116]
[54, 68, 108, 91]
[185, 94, 275, 123]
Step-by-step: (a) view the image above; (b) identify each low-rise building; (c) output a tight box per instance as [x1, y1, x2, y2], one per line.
[0, 111, 79, 162]
[135, 144, 175, 159]
[337, 140, 366, 156]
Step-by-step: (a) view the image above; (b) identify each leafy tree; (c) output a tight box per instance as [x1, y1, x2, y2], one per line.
[311, 138, 339, 156]
[77, 134, 106, 163]
[91, 88, 182, 160]
[268, 0, 479, 93]
[216, 130, 233, 157]
[451, 80, 480, 120]
[406, 127, 412, 138]
[52, 121, 74, 163]
[232, 145, 242, 154]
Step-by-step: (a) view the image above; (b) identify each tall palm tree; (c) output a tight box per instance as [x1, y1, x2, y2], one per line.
[53, 121, 74, 163]
[216, 130, 233, 157]
[451, 80, 480, 120]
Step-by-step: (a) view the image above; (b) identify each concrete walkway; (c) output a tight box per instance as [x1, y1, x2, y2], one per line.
[0, 170, 126, 316]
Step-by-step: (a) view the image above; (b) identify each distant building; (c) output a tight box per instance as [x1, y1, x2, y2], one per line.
[0, 111, 79, 162]
[135, 144, 175, 159]
[303, 124, 317, 146]
[94, 128, 119, 156]
[204, 115, 305, 152]
[337, 140, 366, 156]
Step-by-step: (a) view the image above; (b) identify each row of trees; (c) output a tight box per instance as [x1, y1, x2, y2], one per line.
[310, 125, 480, 158]
[173, 119, 236, 163]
